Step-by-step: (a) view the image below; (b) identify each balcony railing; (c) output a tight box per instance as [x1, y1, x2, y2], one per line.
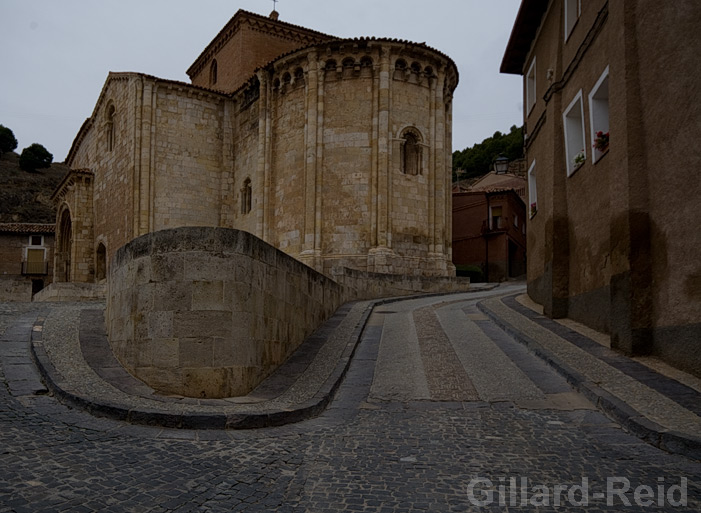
[22, 260, 49, 275]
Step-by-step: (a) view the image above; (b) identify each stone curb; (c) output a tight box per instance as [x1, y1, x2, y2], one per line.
[477, 294, 701, 461]
[30, 285, 498, 430]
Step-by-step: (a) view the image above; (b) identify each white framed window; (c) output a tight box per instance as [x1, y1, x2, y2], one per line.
[490, 206, 503, 230]
[526, 57, 537, 114]
[29, 235, 44, 247]
[514, 214, 519, 228]
[565, 0, 581, 41]
[528, 159, 537, 218]
[563, 90, 586, 176]
[589, 66, 610, 163]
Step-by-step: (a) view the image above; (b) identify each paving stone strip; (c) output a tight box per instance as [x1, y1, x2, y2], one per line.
[503, 294, 701, 416]
[413, 304, 479, 401]
[478, 294, 701, 460]
[30, 288, 498, 429]
[435, 300, 543, 403]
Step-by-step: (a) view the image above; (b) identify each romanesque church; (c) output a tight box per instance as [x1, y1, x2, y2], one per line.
[53, 9, 459, 284]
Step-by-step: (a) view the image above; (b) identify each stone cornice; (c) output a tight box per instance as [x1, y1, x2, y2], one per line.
[51, 169, 94, 203]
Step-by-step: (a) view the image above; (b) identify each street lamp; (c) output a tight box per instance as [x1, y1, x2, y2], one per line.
[494, 155, 509, 174]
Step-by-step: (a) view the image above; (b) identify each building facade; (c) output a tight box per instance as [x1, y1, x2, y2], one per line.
[58, 9, 459, 284]
[0, 223, 55, 301]
[502, 0, 701, 375]
[452, 172, 527, 282]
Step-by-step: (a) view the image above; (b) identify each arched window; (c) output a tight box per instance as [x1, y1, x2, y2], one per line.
[95, 242, 107, 282]
[210, 59, 218, 86]
[241, 178, 252, 215]
[106, 104, 115, 152]
[294, 67, 304, 86]
[401, 130, 423, 176]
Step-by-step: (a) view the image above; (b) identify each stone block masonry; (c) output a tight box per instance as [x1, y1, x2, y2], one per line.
[107, 226, 470, 398]
[108, 227, 345, 398]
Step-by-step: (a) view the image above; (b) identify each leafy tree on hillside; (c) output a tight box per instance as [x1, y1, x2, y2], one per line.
[452, 125, 524, 182]
[19, 143, 53, 172]
[0, 124, 18, 155]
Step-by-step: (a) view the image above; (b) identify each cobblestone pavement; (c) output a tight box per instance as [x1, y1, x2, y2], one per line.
[2, 290, 700, 512]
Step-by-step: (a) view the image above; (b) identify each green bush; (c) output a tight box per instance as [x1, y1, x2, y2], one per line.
[19, 143, 53, 172]
[0, 124, 18, 155]
[455, 264, 484, 282]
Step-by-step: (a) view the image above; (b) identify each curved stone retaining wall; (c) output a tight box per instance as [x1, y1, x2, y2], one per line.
[107, 227, 344, 398]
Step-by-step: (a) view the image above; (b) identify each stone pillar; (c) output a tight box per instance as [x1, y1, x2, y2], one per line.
[131, 77, 143, 239]
[367, 46, 395, 272]
[377, 46, 391, 248]
[137, 78, 154, 236]
[299, 51, 323, 270]
[428, 72, 437, 254]
[444, 97, 456, 274]
[255, 72, 270, 241]
[431, 71, 447, 268]
[314, 61, 325, 260]
[219, 97, 236, 228]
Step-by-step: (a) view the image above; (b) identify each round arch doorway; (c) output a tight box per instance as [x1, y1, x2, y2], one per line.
[56, 208, 72, 282]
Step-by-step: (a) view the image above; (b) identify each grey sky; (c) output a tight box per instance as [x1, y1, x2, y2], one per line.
[1, 0, 523, 162]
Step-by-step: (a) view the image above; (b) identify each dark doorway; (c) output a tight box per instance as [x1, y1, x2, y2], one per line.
[31, 279, 44, 296]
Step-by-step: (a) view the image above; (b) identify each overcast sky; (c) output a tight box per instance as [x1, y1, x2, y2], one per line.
[1, 0, 523, 163]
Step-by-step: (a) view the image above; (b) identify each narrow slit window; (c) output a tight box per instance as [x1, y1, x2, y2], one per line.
[210, 59, 218, 86]
[241, 178, 252, 215]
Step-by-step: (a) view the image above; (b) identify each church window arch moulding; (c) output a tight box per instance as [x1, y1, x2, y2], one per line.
[241, 178, 252, 215]
[105, 103, 116, 152]
[399, 127, 424, 176]
[210, 59, 218, 86]
[95, 240, 107, 282]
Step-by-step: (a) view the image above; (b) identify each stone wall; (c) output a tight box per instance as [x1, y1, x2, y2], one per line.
[68, 75, 136, 264]
[151, 85, 226, 231]
[107, 227, 345, 398]
[332, 267, 470, 300]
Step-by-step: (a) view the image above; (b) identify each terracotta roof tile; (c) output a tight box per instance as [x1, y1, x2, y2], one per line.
[0, 223, 55, 234]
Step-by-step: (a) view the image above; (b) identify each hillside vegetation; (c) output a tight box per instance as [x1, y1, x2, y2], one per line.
[452, 125, 524, 181]
[0, 152, 69, 223]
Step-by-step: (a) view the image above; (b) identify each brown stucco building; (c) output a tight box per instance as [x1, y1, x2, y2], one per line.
[452, 172, 527, 282]
[57, 9, 459, 286]
[0, 223, 55, 301]
[502, 0, 701, 376]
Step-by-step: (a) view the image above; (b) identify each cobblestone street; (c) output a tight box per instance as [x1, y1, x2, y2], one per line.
[2, 288, 700, 512]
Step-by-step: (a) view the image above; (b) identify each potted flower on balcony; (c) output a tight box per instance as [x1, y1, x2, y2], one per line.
[593, 131, 609, 152]
[573, 150, 586, 168]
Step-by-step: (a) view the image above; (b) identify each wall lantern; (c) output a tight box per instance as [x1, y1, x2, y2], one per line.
[494, 155, 510, 174]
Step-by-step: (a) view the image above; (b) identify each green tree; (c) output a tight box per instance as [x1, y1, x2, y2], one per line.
[452, 125, 524, 182]
[0, 124, 18, 155]
[19, 143, 53, 172]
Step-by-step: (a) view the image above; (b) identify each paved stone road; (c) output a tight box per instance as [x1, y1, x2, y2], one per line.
[2, 288, 700, 512]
